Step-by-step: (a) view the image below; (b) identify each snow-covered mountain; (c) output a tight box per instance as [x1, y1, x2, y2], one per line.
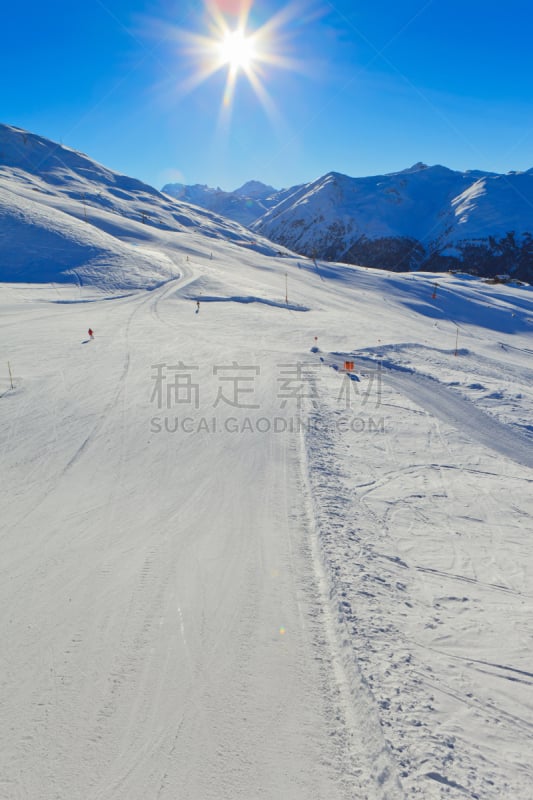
[161, 179, 297, 227]
[0, 124, 283, 289]
[252, 164, 533, 281]
[166, 164, 533, 282]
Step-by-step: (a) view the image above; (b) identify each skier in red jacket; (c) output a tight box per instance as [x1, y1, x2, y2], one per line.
[88, 328, 94, 339]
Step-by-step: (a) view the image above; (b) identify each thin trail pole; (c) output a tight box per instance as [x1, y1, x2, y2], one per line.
[7, 361, 14, 389]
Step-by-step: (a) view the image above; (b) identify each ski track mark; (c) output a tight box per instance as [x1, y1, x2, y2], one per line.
[300, 394, 406, 800]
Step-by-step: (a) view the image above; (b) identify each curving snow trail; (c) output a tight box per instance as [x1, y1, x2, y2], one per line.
[381, 365, 533, 469]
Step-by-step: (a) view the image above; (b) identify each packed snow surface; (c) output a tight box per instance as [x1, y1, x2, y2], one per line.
[1, 127, 533, 800]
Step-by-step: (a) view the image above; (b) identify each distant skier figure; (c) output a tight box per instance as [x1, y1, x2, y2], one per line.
[195, 301, 200, 314]
[88, 328, 94, 339]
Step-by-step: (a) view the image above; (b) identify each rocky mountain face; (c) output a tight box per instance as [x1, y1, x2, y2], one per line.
[166, 165, 533, 281]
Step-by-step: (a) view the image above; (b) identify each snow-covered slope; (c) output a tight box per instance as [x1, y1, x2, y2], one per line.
[0, 124, 283, 289]
[1, 253, 532, 800]
[433, 172, 533, 273]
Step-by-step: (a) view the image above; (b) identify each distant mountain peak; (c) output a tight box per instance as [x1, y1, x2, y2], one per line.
[233, 180, 277, 198]
[397, 162, 429, 174]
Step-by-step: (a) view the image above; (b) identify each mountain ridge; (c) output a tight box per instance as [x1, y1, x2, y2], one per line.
[162, 179, 296, 227]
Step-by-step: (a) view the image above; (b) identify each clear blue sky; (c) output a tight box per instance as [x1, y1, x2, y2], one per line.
[2, 0, 533, 191]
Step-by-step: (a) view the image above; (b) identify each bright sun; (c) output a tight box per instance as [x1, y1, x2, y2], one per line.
[172, 3, 302, 117]
[218, 29, 256, 71]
